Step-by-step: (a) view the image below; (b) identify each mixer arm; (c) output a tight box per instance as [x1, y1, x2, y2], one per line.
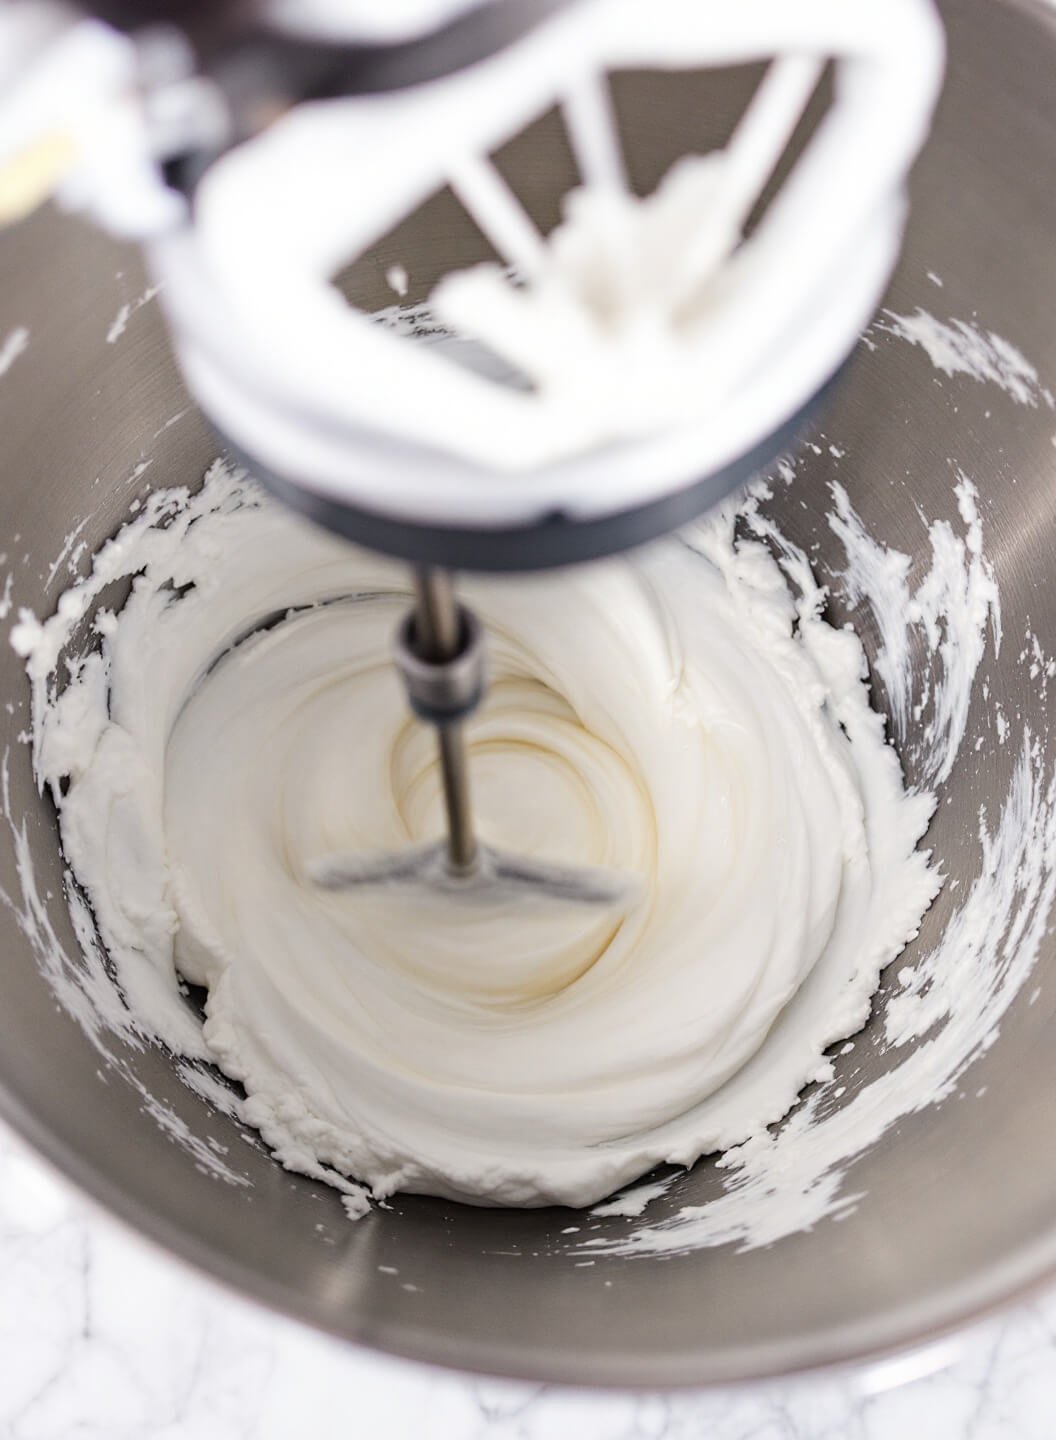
[75, 0, 579, 195]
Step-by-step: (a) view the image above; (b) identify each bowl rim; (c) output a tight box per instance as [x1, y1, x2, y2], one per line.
[2, 1074, 1056, 1391]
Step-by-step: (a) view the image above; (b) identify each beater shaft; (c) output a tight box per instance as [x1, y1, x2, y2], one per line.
[409, 568, 479, 876]
[312, 571, 634, 907]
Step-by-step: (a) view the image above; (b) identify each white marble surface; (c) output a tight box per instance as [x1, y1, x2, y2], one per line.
[1, 1125, 1054, 1440]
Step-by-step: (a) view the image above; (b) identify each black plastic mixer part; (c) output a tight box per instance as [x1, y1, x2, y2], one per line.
[215, 362, 849, 574]
[80, 0, 577, 197]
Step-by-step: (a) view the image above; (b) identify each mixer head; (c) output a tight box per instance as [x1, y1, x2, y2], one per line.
[0, 0, 943, 571]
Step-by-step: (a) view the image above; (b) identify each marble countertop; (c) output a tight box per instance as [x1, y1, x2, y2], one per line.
[0, 1126, 1053, 1440]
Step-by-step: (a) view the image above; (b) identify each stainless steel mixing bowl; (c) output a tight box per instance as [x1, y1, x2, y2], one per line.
[0, 0, 1054, 1388]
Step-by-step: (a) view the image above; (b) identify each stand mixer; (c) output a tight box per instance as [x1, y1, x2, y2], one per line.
[0, 0, 943, 895]
[9, 0, 1056, 1392]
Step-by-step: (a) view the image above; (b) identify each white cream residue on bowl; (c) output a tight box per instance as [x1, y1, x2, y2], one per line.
[4, 462, 941, 1214]
[1, 303, 1053, 1249]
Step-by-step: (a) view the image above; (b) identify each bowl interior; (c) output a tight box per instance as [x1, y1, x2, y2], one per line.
[0, 0, 1054, 1387]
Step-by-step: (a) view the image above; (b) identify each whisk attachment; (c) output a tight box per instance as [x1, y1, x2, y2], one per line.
[397, 567, 483, 876]
[309, 567, 638, 908]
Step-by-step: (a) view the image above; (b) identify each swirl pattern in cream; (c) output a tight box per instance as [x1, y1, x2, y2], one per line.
[38, 464, 939, 1209]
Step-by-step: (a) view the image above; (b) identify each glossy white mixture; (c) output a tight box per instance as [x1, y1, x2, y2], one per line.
[15, 462, 939, 1210]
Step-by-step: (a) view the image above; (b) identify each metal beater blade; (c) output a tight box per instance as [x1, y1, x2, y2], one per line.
[312, 840, 635, 906]
[309, 569, 638, 909]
